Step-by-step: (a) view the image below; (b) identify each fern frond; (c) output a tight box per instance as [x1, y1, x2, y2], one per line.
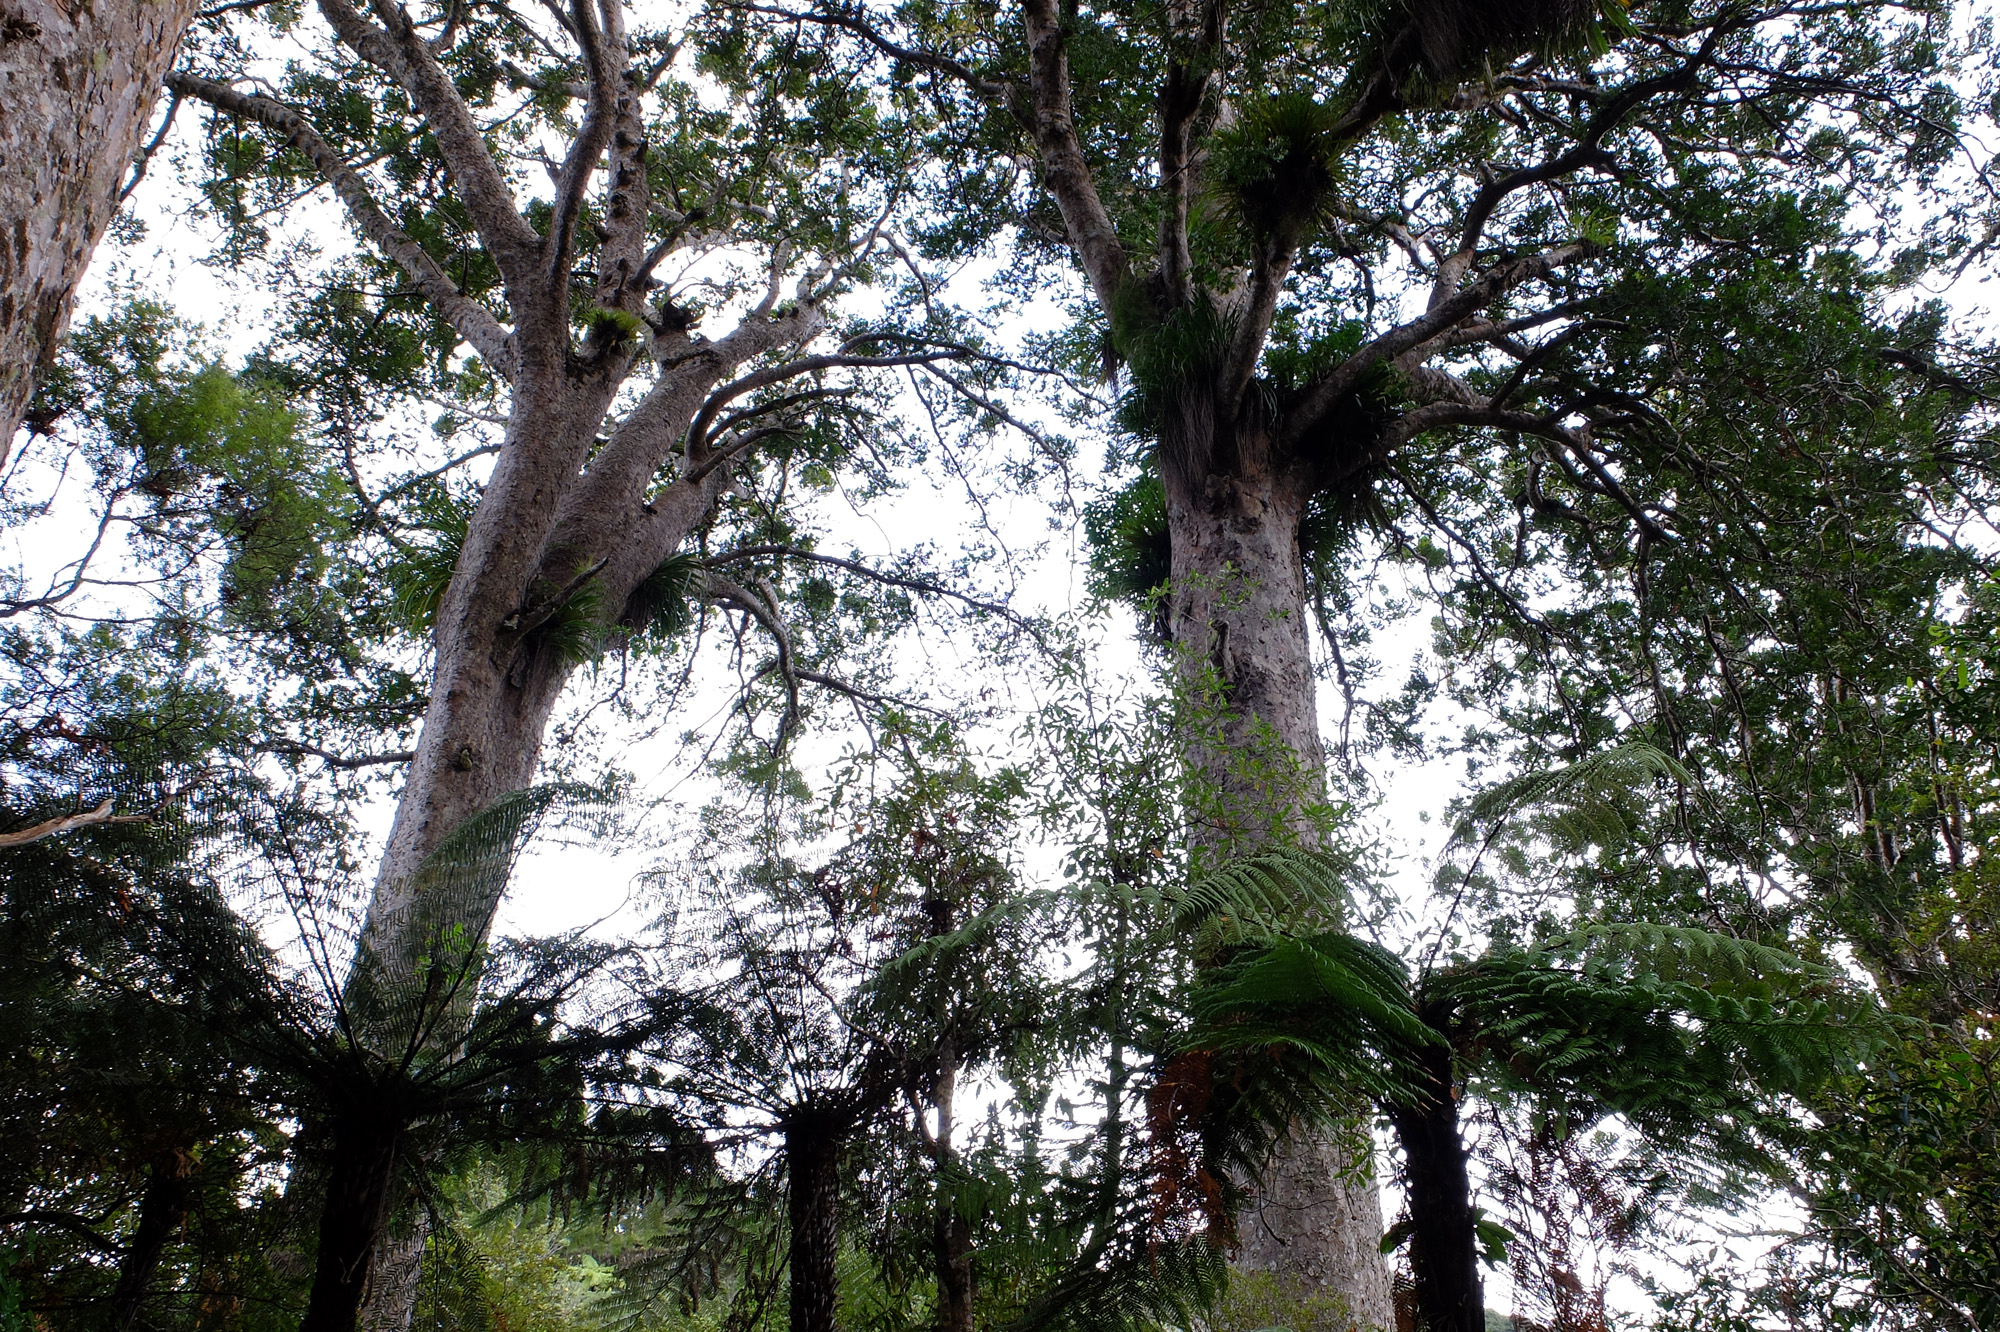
[1451, 741, 1689, 851]
[619, 552, 702, 647]
[1443, 928, 1880, 1169]
[1173, 848, 1350, 945]
[1522, 922, 1836, 997]
[1005, 1232, 1230, 1332]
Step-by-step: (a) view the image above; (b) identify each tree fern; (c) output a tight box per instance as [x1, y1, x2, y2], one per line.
[1171, 847, 1352, 951]
[1450, 741, 1690, 853]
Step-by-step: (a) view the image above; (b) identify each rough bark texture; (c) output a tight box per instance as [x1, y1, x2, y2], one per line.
[1164, 445, 1394, 1331]
[1387, 1036, 1481, 1332]
[785, 1113, 843, 1332]
[0, 0, 195, 463]
[356, 1228, 427, 1332]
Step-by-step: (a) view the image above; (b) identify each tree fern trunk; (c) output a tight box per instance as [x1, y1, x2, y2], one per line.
[302, 1117, 404, 1332]
[1388, 1043, 1482, 1332]
[110, 1149, 190, 1330]
[785, 1113, 842, 1332]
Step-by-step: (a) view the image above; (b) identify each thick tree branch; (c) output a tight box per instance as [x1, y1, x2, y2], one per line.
[0, 1211, 124, 1252]
[595, 55, 653, 309]
[1021, 0, 1128, 312]
[555, 303, 827, 561]
[794, 668, 946, 717]
[1220, 236, 1301, 421]
[1156, 0, 1222, 304]
[682, 425, 801, 484]
[548, 0, 627, 294]
[1281, 242, 1597, 452]
[317, 0, 542, 284]
[166, 73, 518, 380]
[1432, 301, 1592, 350]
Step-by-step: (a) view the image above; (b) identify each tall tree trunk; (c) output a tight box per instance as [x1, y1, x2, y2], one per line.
[1387, 1042, 1482, 1332]
[934, 1196, 974, 1332]
[302, 1116, 404, 1332]
[785, 1112, 843, 1332]
[164, 11, 847, 1332]
[0, 0, 195, 463]
[110, 1148, 191, 1329]
[343, 392, 732, 1331]
[1164, 428, 1393, 1331]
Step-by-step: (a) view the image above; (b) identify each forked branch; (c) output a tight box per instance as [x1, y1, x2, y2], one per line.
[317, 0, 542, 281]
[1281, 242, 1597, 450]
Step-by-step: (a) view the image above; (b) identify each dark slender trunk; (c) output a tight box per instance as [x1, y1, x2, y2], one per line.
[302, 1117, 404, 1332]
[934, 1206, 973, 1332]
[1162, 421, 1392, 1328]
[1388, 1043, 1481, 1332]
[110, 1151, 191, 1329]
[785, 1114, 842, 1332]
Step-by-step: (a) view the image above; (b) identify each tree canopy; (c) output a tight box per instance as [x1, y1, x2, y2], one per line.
[3, 0, 2000, 1328]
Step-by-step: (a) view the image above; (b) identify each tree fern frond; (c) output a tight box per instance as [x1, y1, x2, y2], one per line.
[1172, 848, 1350, 945]
[1520, 922, 1835, 997]
[1451, 741, 1690, 851]
[1003, 1233, 1230, 1332]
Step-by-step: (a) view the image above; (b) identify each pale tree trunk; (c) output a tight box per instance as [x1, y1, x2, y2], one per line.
[983, 0, 1615, 1316]
[1164, 436, 1394, 1332]
[995, 0, 1394, 1319]
[166, 0, 897, 1320]
[0, 0, 195, 463]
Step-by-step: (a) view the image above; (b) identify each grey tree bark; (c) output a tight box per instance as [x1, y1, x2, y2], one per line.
[1164, 452, 1392, 1330]
[0, 0, 196, 465]
[167, 0, 955, 1323]
[812, 1, 1619, 1324]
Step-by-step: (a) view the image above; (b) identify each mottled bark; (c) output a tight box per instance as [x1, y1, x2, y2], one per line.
[1163, 437, 1393, 1331]
[785, 1112, 843, 1332]
[1386, 1036, 1481, 1332]
[0, 0, 196, 463]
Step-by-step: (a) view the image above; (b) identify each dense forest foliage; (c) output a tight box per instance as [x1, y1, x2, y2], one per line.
[2, 0, 1996, 1328]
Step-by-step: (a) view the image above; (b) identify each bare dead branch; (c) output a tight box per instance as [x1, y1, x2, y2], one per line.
[0, 771, 216, 850]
